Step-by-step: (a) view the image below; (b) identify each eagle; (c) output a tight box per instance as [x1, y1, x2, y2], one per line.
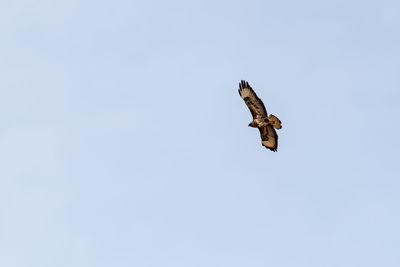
[238, 80, 282, 151]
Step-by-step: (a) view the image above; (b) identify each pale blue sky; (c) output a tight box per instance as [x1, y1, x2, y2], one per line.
[1, 0, 400, 266]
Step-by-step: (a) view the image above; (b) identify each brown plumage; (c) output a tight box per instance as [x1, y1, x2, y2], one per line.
[238, 80, 282, 151]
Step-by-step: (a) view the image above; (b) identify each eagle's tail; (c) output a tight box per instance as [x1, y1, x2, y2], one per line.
[268, 114, 282, 129]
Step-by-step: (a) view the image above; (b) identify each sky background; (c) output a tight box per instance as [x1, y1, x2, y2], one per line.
[1, 0, 400, 266]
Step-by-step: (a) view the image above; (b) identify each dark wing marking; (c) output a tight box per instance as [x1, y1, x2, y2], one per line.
[238, 80, 268, 119]
[258, 125, 278, 152]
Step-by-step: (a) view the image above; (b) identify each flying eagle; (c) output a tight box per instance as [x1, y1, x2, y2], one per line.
[238, 80, 282, 151]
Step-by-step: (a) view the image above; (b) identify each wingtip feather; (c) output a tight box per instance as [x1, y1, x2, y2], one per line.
[238, 80, 251, 90]
[263, 145, 277, 152]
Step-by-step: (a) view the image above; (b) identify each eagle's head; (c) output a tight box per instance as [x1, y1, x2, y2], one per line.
[247, 122, 255, 127]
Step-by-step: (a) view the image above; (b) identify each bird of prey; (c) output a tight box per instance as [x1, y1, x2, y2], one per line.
[238, 80, 282, 151]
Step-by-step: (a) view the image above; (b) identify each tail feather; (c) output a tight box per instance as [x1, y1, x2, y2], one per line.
[268, 114, 282, 129]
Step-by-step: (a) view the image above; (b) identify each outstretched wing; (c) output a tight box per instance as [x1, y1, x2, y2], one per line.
[238, 80, 268, 119]
[259, 125, 278, 151]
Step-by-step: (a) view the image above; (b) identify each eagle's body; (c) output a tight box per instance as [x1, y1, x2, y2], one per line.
[249, 118, 270, 128]
[238, 80, 282, 151]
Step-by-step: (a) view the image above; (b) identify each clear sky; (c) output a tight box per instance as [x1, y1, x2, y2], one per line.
[1, 0, 400, 266]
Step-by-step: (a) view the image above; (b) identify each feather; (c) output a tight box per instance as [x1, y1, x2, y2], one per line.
[238, 80, 268, 119]
[259, 125, 278, 152]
